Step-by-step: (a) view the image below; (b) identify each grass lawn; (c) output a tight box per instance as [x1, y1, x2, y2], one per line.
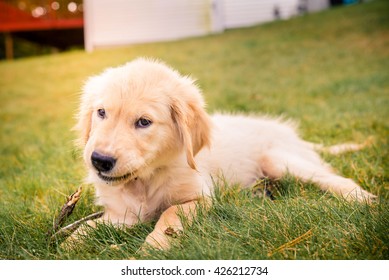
[0, 0, 388, 260]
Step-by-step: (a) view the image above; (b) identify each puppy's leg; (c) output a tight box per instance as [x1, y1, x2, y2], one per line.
[60, 219, 98, 249]
[261, 151, 376, 203]
[143, 201, 198, 250]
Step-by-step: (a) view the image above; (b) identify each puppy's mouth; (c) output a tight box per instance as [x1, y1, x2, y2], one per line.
[97, 171, 135, 183]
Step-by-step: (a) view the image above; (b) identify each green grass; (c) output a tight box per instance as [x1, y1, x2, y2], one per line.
[0, 0, 388, 260]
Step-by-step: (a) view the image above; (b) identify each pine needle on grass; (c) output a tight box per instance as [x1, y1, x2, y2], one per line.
[268, 229, 313, 257]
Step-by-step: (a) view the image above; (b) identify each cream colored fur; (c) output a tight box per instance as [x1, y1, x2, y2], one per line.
[74, 58, 376, 250]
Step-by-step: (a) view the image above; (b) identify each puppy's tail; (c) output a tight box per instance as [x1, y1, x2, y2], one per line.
[310, 136, 374, 155]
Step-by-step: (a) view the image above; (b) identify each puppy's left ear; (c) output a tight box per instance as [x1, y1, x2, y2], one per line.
[73, 95, 93, 147]
[73, 79, 96, 147]
[171, 89, 211, 170]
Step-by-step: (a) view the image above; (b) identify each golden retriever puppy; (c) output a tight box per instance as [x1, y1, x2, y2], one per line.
[74, 58, 376, 249]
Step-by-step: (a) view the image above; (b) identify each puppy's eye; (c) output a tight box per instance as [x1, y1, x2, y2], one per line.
[97, 108, 106, 119]
[135, 118, 152, 128]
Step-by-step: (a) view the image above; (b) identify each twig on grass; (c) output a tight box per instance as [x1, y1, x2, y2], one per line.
[47, 186, 83, 238]
[50, 211, 104, 241]
[47, 186, 103, 243]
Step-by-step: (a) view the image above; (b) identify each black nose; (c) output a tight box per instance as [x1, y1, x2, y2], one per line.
[91, 151, 116, 172]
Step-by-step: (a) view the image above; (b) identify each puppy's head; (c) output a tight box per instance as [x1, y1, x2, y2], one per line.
[74, 58, 211, 185]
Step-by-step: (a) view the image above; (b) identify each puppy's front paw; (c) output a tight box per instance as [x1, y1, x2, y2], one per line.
[60, 220, 97, 250]
[143, 230, 171, 251]
[142, 226, 182, 251]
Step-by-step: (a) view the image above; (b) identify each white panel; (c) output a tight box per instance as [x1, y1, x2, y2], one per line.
[84, 0, 222, 51]
[84, 0, 327, 51]
[222, 0, 300, 29]
[306, 0, 330, 12]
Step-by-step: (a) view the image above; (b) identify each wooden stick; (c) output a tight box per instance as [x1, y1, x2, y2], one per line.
[47, 186, 83, 240]
[53, 186, 83, 232]
[50, 211, 104, 241]
[47, 185, 105, 243]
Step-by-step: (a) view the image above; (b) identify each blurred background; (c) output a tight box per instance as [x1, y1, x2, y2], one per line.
[0, 0, 387, 260]
[0, 0, 362, 60]
[0, 0, 83, 59]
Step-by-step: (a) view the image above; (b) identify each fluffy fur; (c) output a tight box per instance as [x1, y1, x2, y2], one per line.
[74, 58, 376, 249]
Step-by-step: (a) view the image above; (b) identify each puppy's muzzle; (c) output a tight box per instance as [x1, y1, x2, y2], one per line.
[91, 151, 116, 173]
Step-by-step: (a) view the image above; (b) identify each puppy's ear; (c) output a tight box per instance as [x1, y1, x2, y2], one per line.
[73, 92, 93, 147]
[171, 95, 211, 170]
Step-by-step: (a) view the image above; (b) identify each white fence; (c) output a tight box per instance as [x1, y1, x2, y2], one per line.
[84, 0, 329, 52]
[222, 0, 300, 28]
